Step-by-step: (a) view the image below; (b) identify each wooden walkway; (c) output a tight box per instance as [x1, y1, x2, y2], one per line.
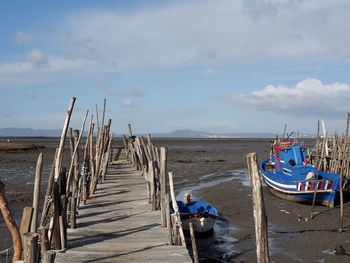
[55, 156, 192, 262]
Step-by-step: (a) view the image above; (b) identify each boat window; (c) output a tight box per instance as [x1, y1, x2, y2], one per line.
[288, 159, 296, 166]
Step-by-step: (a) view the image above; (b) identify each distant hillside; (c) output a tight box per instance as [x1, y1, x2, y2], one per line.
[154, 129, 277, 138]
[0, 128, 62, 137]
[0, 128, 315, 138]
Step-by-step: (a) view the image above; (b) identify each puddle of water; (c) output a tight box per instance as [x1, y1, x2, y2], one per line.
[176, 169, 250, 201]
[321, 248, 336, 256]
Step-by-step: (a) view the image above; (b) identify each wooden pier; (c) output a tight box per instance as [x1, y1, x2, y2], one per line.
[0, 99, 196, 262]
[54, 152, 192, 262]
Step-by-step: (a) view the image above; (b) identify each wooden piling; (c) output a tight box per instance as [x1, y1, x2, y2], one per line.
[66, 110, 89, 193]
[51, 182, 61, 250]
[22, 232, 38, 263]
[54, 97, 76, 182]
[20, 207, 34, 237]
[165, 193, 172, 245]
[128, 123, 133, 137]
[101, 98, 106, 130]
[160, 147, 167, 227]
[38, 226, 49, 260]
[0, 180, 22, 262]
[40, 149, 58, 227]
[149, 160, 156, 211]
[30, 152, 43, 233]
[168, 172, 186, 247]
[246, 152, 269, 263]
[189, 222, 199, 263]
[42, 251, 55, 263]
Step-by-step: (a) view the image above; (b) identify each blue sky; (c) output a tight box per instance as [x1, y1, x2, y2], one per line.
[1, 0, 350, 135]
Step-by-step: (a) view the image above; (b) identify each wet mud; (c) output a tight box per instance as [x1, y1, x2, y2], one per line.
[1, 138, 350, 262]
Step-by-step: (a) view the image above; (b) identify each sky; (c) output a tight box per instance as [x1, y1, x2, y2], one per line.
[1, 0, 350, 135]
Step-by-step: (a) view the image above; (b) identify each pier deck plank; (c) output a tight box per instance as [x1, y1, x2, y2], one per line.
[55, 160, 192, 262]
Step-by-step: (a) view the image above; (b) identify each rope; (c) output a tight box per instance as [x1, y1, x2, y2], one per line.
[0, 246, 13, 255]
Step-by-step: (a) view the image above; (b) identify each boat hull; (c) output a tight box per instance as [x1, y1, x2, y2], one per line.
[267, 185, 335, 207]
[182, 217, 216, 233]
[260, 167, 340, 208]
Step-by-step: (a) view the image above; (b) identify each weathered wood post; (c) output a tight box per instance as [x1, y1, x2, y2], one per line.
[40, 149, 58, 227]
[165, 193, 172, 245]
[168, 172, 186, 247]
[160, 147, 167, 227]
[20, 207, 34, 237]
[54, 96, 76, 183]
[42, 251, 55, 263]
[246, 152, 270, 263]
[339, 113, 350, 231]
[70, 129, 80, 229]
[22, 232, 38, 263]
[38, 226, 49, 260]
[66, 110, 89, 193]
[0, 180, 22, 262]
[101, 98, 107, 131]
[30, 152, 43, 233]
[128, 123, 133, 137]
[149, 160, 156, 210]
[189, 222, 199, 263]
[102, 136, 113, 181]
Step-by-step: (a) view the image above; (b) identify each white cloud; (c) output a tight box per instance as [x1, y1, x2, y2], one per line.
[100, 87, 144, 97]
[13, 31, 32, 45]
[100, 88, 118, 96]
[228, 78, 350, 118]
[203, 68, 218, 75]
[61, 0, 350, 70]
[120, 99, 139, 108]
[25, 49, 49, 68]
[1, 0, 350, 85]
[25, 91, 37, 99]
[120, 87, 144, 97]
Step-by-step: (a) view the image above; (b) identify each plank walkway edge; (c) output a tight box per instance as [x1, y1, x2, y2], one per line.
[54, 151, 193, 262]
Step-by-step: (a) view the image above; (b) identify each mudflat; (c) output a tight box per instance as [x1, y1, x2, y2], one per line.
[1, 138, 350, 262]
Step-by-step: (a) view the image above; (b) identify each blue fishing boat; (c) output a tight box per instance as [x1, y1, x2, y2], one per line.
[259, 140, 349, 207]
[173, 194, 218, 233]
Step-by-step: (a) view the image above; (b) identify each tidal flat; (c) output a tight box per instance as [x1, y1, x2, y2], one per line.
[1, 137, 350, 262]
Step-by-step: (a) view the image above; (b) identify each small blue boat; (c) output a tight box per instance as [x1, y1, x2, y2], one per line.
[172, 194, 218, 233]
[259, 141, 349, 207]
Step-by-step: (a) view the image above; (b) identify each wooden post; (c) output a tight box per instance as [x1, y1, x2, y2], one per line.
[22, 232, 38, 263]
[246, 153, 269, 263]
[339, 113, 350, 231]
[38, 226, 49, 260]
[189, 222, 199, 263]
[128, 123, 133, 137]
[168, 172, 186, 247]
[51, 182, 61, 250]
[30, 152, 43, 233]
[89, 121, 95, 196]
[66, 110, 89, 193]
[165, 193, 172, 245]
[101, 98, 107, 130]
[160, 147, 167, 227]
[40, 149, 58, 227]
[102, 136, 113, 181]
[149, 160, 156, 211]
[54, 97, 76, 182]
[42, 251, 56, 263]
[0, 180, 22, 261]
[20, 207, 34, 238]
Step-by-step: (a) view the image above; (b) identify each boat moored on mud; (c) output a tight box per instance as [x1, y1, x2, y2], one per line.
[259, 140, 349, 207]
[173, 193, 218, 233]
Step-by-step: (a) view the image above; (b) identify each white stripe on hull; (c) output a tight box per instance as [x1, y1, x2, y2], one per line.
[261, 172, 332, 194]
